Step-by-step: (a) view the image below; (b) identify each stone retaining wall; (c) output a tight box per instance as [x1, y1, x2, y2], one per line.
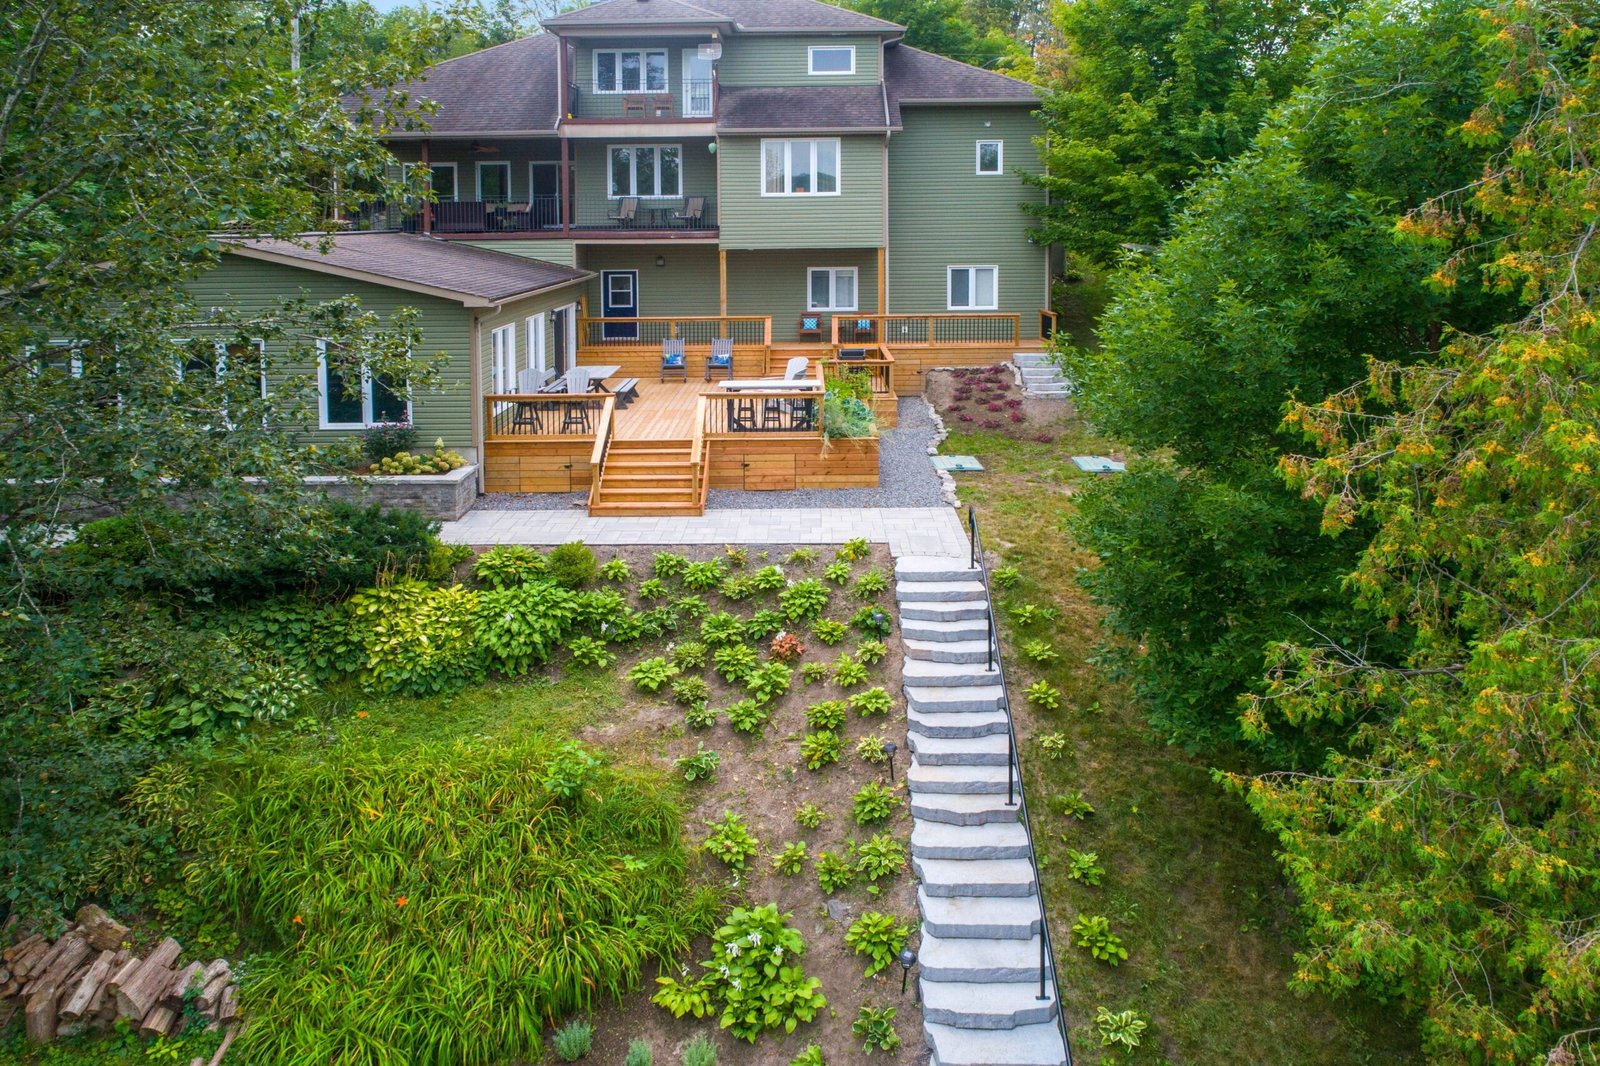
[303, 464, 478, 521]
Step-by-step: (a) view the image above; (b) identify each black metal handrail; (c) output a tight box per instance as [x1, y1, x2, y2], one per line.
[968, 505, 1075, 1064]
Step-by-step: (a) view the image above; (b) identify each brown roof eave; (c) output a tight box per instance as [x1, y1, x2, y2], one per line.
[717, 126, 897, 134]
[381, 129, 561, 140]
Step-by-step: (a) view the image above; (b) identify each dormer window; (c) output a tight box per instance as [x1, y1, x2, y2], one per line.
[595, 49, 668, 93]
[808, 46, 855, 75]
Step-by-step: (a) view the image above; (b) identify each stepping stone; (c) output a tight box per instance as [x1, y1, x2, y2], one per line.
[902, 637, 993, 665]
[909, 792, 1020, 827]
[908, 760, 1013, 796]
[905, 685, 1006, 714]
[907, 708, 1010, 739]
[904, 659, 1002, 688]
[918, 929, 1049, 983]
[902, 617, 990, 642]
[896, 579, 989, 602]
[896, 556, 979, 583]
[924, 1021, 1069, 1066]
[922, 980, 1060, 1029]
[912, 820, 1032, 860]
[900, 600, 991, 622]
[918, 889, 1042, 939]
[907, 732, 1011, 766]
[915, 857, 1037, 897]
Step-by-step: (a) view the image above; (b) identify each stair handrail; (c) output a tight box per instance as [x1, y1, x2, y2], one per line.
[967, 505, 1075, 1065]
[691, 394, 710, 512]
[585, 395, 617, 510]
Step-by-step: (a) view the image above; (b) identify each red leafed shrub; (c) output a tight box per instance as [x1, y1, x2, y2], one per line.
[1009, 411, 1024, 423]
[1035, 433, 1055, 444]
[958, 414, 974, 422]
[948, 404, 966, 413]
[986, 402, 1003, 412]
[1005, 399, 1022, 409]
[982, 419, 1003, 429]
[770, 632, 806, 662]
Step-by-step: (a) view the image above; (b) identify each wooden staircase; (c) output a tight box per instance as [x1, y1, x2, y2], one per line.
[587, 438, 704, 515]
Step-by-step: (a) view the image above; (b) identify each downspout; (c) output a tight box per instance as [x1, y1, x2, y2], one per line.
[471, 311, 484, 493]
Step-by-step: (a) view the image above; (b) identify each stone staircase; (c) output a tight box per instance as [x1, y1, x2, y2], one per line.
[897, 556, 1071, 1066]
[1012, 353, 1072, 398]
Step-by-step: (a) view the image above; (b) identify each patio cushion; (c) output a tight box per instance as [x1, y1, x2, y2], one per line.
[801, 316, 820, 330]
[662, 352, 685, 367]
[855, 319, 871, 330]
[708, 352, 732, 366]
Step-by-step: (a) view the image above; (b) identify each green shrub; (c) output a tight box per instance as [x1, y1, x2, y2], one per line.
[794, 802, 826, 829]
[1036, 731, 1068, 758]
[684, 703, 719, 730]
[853, 568, 889, 600]
[703, 810, 759, 870]
[743, 609, 786, 641]
[855, 832, 908, 882]
[771, 840, 808, 875]
[780, 579, 831, 621]
[1023, 639, 1060, 664]
[472, 545, 546, 589]
[681, 1034, 717, 1066]
[815, 848, 857, 893]
[670, 640, 709, 671]
[599, 558, 632, 583]
[475, 581, 581, 675]
[811, 618, 847, 645]
[652, 551, 688, 579]
[837, 538, 870, 562]
[629, 657, 679, 693]
[850, 605, 893, 637]
[823, 561, 851, 585]
[567, 636, 616, 670]
[855, 639, 888, 664]
[1095, 1007, 1148, 1050]
[653, 904, 825, 1043]
[195, 732, 717, 1065]
[849, 686, 892, 717]
[801, 661, 830, 685]
[1052, 789, 1096, 819]
[789, 1046, 825, 1066]
[1026, 680, 1061, 709]
[681, 559, 726, 591]
[832, 655, 868, 688]
[745, 661, 792, 703]
[362, 421, 417, 464]
[852, 1005, 899, 1053]
[1067, 849, 1105, 885]
[852, 782, 901, 825]
[638, 577, 669, 600]
[799, 730, 842, 770]
[845, 912, 913, 976]
[720, 575, 758, 601]
[713, 642, 758, 684]
[805, 699, 847, 731]
[750, 565, 786, 591]
[787, 547, 818, 566]
[992, 564, 1022, 589]
[725, 698, 772, 736]
[1073, 914, 1128, 965]
[673, 676, 711, 706]
[553, 1018, 593, 1060]
[546, 543, 598, 588]
[344, 581, 484, 696]
[626, 1038, 654, 1066]
[700, 612, 746, 646]
[676, 744, 721, 783]
[856, 734, 890, 765]
[673, 595, 708, 618]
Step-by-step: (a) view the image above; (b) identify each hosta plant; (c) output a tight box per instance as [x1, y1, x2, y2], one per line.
[713, 643, 759, 684]
[815, 848, 857, 893]
[836, 537, 870, 562]
[854, 639, 887, 665]
[769, 632, 806, 662]
[845, 912, 913, 976]
[1026, 680, 1061, 710]
[811, 619, 847, 645]
[1095, 1006, 1147, 1050]
[720, 575, 757, 601]
[599, 558, 632, 583]
[822, 561, 852, 585]
[771, 840, 808, 875]
[800, 661, 831, 685]
[472, 544, 545, 588]
[1023, 639, 1059, 664]
[629, 657, 679, 694]
[724, 544, 748, 568]
[853, 782, 901, 825]
[1006, 601, 1056, 627]
[1036, 731, 1068, 758]
[856, 734, 891, 765]
[794, 802, 826, 829]
[852, 1005, 900, 1053]
[855, 832, 908, 882]
[638, 577, 669, 601]
[670, 640, 710, 671]
[684, 703, 718, 730]
[673, 595, 708, 619]
[1072, 915, 1128, 965]
[682, 559, 726, 591]
[673, 676, 711, 706]
[567, 636, 616, 670]
[850, 605, 892, 637]
[725, 698, 772, 736]
[751, 565, 787, 591]
[700, 611, 746, 646]
[852, 568, 889, 600]
[676, 744, 721, 783]
[780, 579, 831, 621]
[799, 730, 842, 770]
[786, 547, 818, 566]
[744, 609, 786, 641]
[745, 661, 793, 703]
[849, 686, 892, 717]
[1052, 789, 1095, 820]
[703, 810, 759, 871]
[651, 904, 827, 1042]
[832, 655, 868, 688]
[1066, 849, 1105, 886]
[652, 551, 688, 579]
[788, 1046, 824, 1066]
[991, 564, 1021, 589]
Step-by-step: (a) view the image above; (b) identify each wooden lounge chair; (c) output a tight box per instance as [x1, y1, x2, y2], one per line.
[622, 96, 648, 118]
[783, 356, 811, 381]
[704, 338, 734, 381]
[840, 318, 876, 343]
[798, 315, 824, 342]
[673, 196, 706, 227]
[661, 339, 687, 382]
[608, 197, 638, 226]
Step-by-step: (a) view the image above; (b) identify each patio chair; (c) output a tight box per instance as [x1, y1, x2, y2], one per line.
[561, 367, 592, 433]
[672, 196, 706, 228]
[622, 96, 648, 118]
[704, 338, 734, 381]
[661, 338, 687, 382]
[840, 317, 875, 343]
[608, 197, 638, 226]
[798, 315, 824, 342]
[783, 356, 811, 381]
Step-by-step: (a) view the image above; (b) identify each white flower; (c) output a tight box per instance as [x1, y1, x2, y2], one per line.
[730, 978, 742, 990]
[719, 964, 730, 978]
[771, 948, 784, 962]
[747, 931, 762, 947]
[725, 941, 741, 958]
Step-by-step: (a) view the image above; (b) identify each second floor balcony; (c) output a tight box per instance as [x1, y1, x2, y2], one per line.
[353, 192, 718, 237]
[566, 80, 716, 123]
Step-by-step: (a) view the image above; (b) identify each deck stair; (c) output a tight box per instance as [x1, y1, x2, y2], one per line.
[896, 554, 1070, 1066]
[1013, 353, 1072, 398]
[587, 438, 703, 516]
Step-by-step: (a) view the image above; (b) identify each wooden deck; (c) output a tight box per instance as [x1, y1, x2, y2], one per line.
[613, 379, 703, 440]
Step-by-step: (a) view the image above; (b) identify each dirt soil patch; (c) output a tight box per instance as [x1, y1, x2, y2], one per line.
[924, 364, 1081, 446]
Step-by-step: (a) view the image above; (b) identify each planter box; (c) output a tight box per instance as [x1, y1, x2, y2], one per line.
[303, 464, 478, 521]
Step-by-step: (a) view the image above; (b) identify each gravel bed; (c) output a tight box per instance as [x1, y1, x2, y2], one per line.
[475, 397, 944, 511]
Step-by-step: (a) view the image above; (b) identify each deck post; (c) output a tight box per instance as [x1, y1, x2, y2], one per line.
[559, 136, 571, 237]
[718, 250, 728, 323]
[420, 139, 432, 235]
[877, 247, 886, 314]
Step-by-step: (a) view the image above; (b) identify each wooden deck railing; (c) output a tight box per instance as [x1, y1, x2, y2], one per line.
[484, 393, 607, 440]
[702, 385, 825, 437]
[831, 313, 1020, 348]
[1039, 308, 1059, 340]
[579, 315, 771, 347]
[586, 396, 618, 510]
[691, 394, 710, 510]
[822, 345, 896, 395]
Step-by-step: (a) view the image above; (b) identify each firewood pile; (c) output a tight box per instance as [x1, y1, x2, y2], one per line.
[0, 905, 239, 1059]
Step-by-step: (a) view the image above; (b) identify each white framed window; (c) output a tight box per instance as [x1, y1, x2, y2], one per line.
[426, 162, 457, 201]
[318, 340, 410, 429]
[525, 313, 548, 381]
[761, 138, 840, 196]
[976, 140, 1003, 175]
[593, 49, 668, 93]
[477, 161, 511, 202]
[808, 45, 855, 75]
[947, 266, 998, 311]
[807, 268, 858, 312]
[27, 341, 83, 378]
[490, 324, 517, 395]
[608, 144, 681, 198]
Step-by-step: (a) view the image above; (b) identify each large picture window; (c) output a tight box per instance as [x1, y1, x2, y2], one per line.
[761, 139, 840, 196]
[427, 163, 457, 200]
[608, 144, 681, 198]
[594, 49, 668, 93]
[807, 268, 858, 311]
[319, 341, 409, 429]
[947, 266, 998, 311]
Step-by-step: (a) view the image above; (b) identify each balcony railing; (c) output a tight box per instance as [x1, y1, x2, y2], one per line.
[566, 79, 716, 121]
[832, 313, 1022, 347]
[579, 315, 771, 348]
[349, 194, 717, 235]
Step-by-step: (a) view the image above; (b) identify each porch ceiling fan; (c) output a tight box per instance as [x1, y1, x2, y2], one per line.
[469, 142, 501, 154]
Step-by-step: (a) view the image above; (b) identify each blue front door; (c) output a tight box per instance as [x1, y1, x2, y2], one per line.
[601, 270, 638, 340]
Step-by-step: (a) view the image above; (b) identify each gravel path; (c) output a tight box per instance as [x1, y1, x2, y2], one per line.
[476, 397, 944, 512]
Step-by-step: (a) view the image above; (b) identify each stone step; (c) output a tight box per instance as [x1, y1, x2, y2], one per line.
[1027, 387, 1072, 397]
[905, 659, 1001, 688]
[1011, 353, 1052, 366]
[900, 599, 991, 622]
[912, 820, 1032, 860]
[916, 857, 1037, 897]
[919, 929, 1049, 982]
[906, 685, 1006, 714]
[1020, 367, 1062, 381]
[918, 890, 1042, 939]
[910, 792, 1020, 826]
[925, 1021, 1069, 1066]
[923, 980, 1060, 1030]
[895, 556, 980, 583]
[907, 707, 1010, 739]
[908, 759, 1013, 796]
[902, 617, 991, 642]
[896, 579, 989, 603]
[908, 732, 1011, 766]
[903, 637, 993, 664]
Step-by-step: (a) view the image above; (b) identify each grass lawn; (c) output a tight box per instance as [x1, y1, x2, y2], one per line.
[941, 418, 1423, 1065]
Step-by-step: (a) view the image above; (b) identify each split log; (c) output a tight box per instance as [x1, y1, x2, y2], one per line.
[139, 1003, 177, 1038]
[10, 937, 50, 979]
[74, 905, 130, 952]
[4, 933, 43, 964]
[60, 950, 115, 1022]
[207, 1023, 239, 1066]
[197, 968, 232, 1013]
[24, 989, 57, 1043]
[22, 936, 90, 1001]
[216, 984, 237, 1022]
[162, 961, 204, 1010]
[113, 937, 180, 1020]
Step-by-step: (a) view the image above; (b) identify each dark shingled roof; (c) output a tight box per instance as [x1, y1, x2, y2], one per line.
[884, 44, 1038, 110]
[545, 0, 902, 32]
[225, 233, 590, 305]
[718, 85, 890, 131]
[364, 34, 563, 135]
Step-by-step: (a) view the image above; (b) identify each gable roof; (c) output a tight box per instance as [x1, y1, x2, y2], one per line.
[718, 84, 892, 131]
[224, 233, 590, 308]
[358, 34, 563, 136]
[885, 44, 1038, 111]
[544, 0, 903, 33]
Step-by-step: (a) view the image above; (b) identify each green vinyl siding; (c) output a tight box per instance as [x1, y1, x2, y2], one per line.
[726, 248, 878, 341]
[387, 138, 561, 203]
[459, 240, 578, 267]
[717, 135, 885, 249]
[716, 35, 882, 86]
[888, 105, 1046, 323]
[571, 39, 716, 119]
[477, 288, 581, 397]
[577, 245, 721, 317]
[572, 139, 718, 208]
[186, 255, 474, 448]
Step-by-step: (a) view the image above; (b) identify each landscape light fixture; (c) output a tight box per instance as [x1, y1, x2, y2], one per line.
[881, 740, 898, 782]
[898, 947, 917, 996]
